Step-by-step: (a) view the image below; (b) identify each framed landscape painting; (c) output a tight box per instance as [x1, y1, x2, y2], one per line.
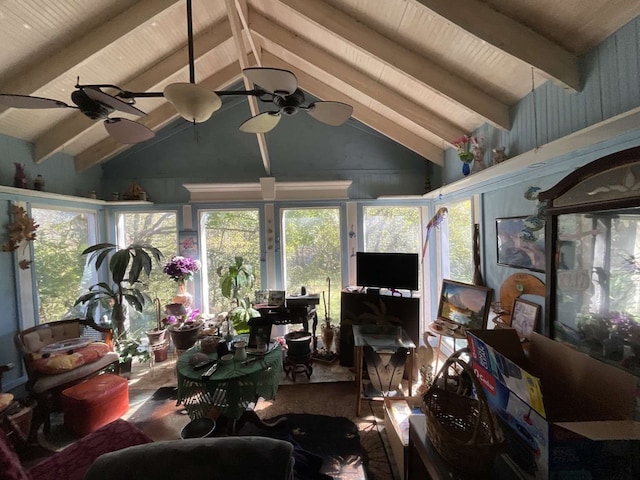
[437, 279, 493, 331]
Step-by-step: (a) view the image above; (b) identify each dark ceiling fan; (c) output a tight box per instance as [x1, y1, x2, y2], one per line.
[0, 81, 155, 144]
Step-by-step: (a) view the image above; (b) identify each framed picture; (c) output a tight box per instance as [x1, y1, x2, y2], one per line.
[437, 279, 493, 331]
[248, 317, 273, 351]
[511, 298, 540, 340]
[178, 231, 198, 259]
[496, 216, 545, 272]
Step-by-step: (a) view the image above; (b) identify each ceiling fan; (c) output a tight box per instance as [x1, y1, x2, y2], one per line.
[0, 81, 155, 144]
[232, 67, 354, 134]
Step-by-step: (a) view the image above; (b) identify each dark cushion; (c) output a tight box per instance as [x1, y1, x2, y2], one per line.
[83, 436, 295, 480]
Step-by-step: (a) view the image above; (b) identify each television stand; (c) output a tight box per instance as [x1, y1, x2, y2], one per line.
[339, 289, 420, 366]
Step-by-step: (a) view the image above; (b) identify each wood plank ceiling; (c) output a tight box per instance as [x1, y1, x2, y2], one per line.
[0, 0, 637, 174]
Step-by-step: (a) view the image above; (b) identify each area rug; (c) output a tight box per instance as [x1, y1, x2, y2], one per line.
[128, 384, 393, 480]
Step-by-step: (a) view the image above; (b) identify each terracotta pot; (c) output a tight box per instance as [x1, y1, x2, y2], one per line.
[145, 328, 167, 346]
[169, 324, 202, 350]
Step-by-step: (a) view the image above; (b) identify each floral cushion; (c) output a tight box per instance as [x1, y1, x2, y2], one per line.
[32, 342, 111, 375]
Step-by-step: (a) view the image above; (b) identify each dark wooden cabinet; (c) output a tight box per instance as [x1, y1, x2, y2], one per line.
[339, 290, 420, 366]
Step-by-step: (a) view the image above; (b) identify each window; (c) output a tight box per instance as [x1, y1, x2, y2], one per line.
[115, 211, 178, 332]
[439, 199, 474, 284]
[281, 207, 342, 322]
[363, 205, 421, 288]
[31, 207, 98, 323]
[200, 209, 261, 315]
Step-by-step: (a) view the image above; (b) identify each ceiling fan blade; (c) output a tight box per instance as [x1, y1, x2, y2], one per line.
[239, 112, 282, 133]
[104, 118, 155, 144]
[307, 101, 353, 126]
[83, 87, 146, 116]
[243, 68, 297, 96]
[0, 94, 72, 109]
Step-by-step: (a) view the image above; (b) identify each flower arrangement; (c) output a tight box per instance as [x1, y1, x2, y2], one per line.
[452, 135, 475, 162]
[577, 311, 640, 344]
[163, 255, 200, 283]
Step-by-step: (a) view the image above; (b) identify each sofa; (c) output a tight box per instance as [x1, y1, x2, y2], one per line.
[83, 436, 296, 480]
[0, 419, 152, 480]
[14, 318, 119, 435]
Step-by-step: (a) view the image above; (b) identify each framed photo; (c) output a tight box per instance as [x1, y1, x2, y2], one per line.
[178, 231, 198, 259]
[496, 216, 545, 272]
[437, 279, 493, 331]
[511, 298, 540, 340]
[248, 317, 273, 351]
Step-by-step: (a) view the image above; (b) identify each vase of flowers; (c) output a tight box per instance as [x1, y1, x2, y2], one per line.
[163, 255, 201, 308]
[452, 135, 475, 176]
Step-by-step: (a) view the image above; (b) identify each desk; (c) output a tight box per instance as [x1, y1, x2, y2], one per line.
[176, 344, 282, 422]
[256, 295, 320, 349]
[353, 325, 415, 416]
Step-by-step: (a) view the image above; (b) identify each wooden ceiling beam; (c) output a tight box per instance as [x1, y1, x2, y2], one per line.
[0, 0, 181, 118]
[226, 0, 271, 176]
[35, 20, 232, 164]
[413, 0, 580, 91]
[251, 12, 465, 145]
[279, 0, 510, 130]
[262, 52, 444, 166]
[75, 62, 242, 172]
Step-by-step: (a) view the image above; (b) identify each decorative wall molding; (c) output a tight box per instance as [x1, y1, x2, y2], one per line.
[183, 178, 353, 202]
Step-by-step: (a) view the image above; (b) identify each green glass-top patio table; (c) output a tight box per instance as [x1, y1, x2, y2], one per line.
[176, 342, 283, 423]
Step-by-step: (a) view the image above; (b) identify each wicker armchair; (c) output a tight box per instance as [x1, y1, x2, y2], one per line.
[14, 318, 119, 436]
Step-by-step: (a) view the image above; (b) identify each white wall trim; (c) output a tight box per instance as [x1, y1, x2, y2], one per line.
[183, 179, 353, 202]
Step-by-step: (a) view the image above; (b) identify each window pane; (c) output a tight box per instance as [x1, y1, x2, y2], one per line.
[200, 210, 261, 315]
[31, 207, 97, 323]
[443, 199, 474, 283]
[115, 211, 178, 332]
[363, 206, 421, 254]
[282, 208, 341, 322]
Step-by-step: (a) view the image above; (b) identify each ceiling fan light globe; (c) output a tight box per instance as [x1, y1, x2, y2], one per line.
[164, 82, 221, 123]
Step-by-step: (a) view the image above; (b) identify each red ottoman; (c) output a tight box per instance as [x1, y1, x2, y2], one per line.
[62, 373, 129, 437]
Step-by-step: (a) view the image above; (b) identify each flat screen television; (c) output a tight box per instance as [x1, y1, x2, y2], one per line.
[356, 252, 419, 291]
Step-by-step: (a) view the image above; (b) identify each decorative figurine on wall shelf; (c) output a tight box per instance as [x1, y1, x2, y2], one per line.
[13, 163, 27, 188]
[492, 147, 507, 166]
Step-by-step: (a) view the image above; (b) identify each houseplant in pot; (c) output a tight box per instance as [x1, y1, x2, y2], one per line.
[217, 256, 259, 337]
[115, 329, 151, 378]
[74, 243, 163, 338]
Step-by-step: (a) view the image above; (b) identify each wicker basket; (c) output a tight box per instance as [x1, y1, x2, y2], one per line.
[422, 349, 504, 474]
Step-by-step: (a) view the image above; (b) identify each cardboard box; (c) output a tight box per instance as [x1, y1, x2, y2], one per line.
[467, 329, 640, 479]
[383, 397, 422, 480]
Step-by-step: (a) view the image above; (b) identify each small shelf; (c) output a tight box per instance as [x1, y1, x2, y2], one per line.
[0, 185, 153, 205]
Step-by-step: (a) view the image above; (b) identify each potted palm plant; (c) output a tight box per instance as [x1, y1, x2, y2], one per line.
[74, 243, 163, 338]
[217, 256, 259, 335]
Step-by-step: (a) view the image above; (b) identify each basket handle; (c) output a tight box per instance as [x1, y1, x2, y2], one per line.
[434, 348, 501, 446]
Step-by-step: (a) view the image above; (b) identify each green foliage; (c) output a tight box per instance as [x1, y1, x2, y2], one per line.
[74, 242, 163, 336]
[203, 210, 261, 314]
[217, 256, 259, 329]
[114, 330, 150, 364]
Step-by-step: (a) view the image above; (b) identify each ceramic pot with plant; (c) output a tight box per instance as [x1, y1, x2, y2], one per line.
[74, 243, 163, 338]
[217, 256, 259, 334]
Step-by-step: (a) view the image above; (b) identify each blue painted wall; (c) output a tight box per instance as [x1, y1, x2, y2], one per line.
[100, 92, 432, 203]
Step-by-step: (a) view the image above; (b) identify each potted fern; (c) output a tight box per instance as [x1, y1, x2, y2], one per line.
[74, 243, 163, 338]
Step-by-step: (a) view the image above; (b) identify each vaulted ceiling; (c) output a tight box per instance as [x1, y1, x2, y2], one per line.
[0, 0, 637, 174]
